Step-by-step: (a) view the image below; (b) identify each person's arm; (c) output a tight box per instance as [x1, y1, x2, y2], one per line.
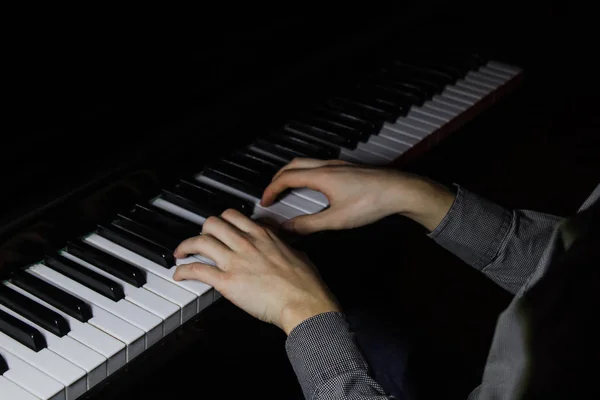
[171, 210, 396, 400]
[425, 185, 563, 294]
[285, 312, 393, 400]
[260, 158, 564, 295]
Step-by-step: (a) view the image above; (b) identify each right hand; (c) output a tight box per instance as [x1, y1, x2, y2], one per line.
[260, 158, 438, 234]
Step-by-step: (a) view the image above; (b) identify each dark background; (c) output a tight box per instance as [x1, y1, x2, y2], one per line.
[2, 1, 599, 399]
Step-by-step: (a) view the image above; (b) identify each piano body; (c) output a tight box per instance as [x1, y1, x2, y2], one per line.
[1, 4, 528, 399]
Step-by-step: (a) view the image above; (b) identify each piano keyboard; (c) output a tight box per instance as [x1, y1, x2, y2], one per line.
[0, 52, 521, 399]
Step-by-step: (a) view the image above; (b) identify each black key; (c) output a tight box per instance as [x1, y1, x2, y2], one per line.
[326, 96, 393, 124]
[238, 149, 287, 170]
[161, 180, 254, 219]
[0, 285, 70, 337]
[294, 115, 365, 142]
[0, 353, 7, 374]
[333, 94, 399, 121]
[99, 216, 179, 269]
[227, 150, 281, 175]
[64, 239, 147, 288]
[394, 56, 465, 80]
[351, 85, 413, 117]
[44, 254, 125, 302]
[178, 179, 254, 216]
[285, 119, 358, 149]
[357, 80, 425, 106]
[311, 106, 378, 137]
[267, 131, 340, 159]
[392, 60, 455, 83]
[251, 137, 308, 163]
[11, 272, 92, 323]
[114, 216, 181, 250]
[375, 71, 439, 99]
[403, 49, 486, 74]
[383, 63, 450, 92]
[204, 159, 266, 198]
[126, 204, 201, 242]
[0, 308, 46, 352]
[223, 152, 279, 177]
[212, 159, 269, 185]
[203, 167, 264, 200]
[97, 222, 175, 269]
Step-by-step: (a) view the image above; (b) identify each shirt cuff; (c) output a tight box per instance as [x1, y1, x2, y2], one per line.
[427, 185, 513, 270]
[285, 311, 369, 400]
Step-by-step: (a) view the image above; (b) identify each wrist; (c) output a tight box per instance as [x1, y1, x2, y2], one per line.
[391, 174, 456, 231]
[280, 299, 341, 336]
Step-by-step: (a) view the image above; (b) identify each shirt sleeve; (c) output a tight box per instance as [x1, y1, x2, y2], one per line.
[427, 185, 563, 294]
[285, 312, 393, 400]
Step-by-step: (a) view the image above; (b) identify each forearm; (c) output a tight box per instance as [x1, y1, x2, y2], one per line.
[286, 312, 393, 400]
[391, 175, 457, 232]
[396, 178, 564, 294]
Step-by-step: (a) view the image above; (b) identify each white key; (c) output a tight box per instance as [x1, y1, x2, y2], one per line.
[379, 126, 421, 146]
[276, 193, 324, 214]
[441, 88, 477, 106]
[424, 99, 462, 117]
[479, 65, 512, 80]
[28, 264, 162, 349]
[0, 332, 86, 400]
[406, 109, 445, 127]
[151, 198, 206, 226]
[0, 302, 106, 389]
[367, 135, 411, 153]
[338, 149, 367, 164]
[247, 144, 288, 164]
[487, 60, 521, 76]
[290, 188, 329, 207]
[432, 94, 470, 111]
[455, 79, 491, 96]
[195, 174, 306, 220]
[464, 72, 501, 90]
[65, 240, 198, 324]
[412, 104, 452, 122]
[410, 104, 451, 122]
[194, 172, 321, 215]
[395, 117, 437, 134]
[446, 84, 484, 100]
[0, 376, 40, 400]
[385, 121, 428, 140]
[83, 235, 213, 313]
[470, 70, 505, 86]
[0, 347, 65, 400]
[340, 147, 389, 165]
[354, 142, 398, 160]
[59, 252, 180, 336]
[4, 282, 126, 376]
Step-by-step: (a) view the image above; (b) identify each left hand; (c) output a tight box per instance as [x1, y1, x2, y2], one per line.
[172, 209, 341, 335]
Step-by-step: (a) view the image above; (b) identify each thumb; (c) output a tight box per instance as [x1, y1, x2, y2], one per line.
[173, 262, 224, 287]
[281, 207, 340, 234]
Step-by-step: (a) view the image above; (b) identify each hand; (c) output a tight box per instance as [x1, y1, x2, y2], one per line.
[260, 158, 456, 234]
[172, 209, 341, 335]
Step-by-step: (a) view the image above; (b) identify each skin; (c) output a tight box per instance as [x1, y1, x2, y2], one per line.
[173, 158, 456, 335]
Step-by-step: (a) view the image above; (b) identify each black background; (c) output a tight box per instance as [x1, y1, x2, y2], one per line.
[2, 1, 599, 399]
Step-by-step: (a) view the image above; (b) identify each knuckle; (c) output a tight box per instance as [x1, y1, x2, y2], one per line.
[221, 208, 237, 218]
[203, 216, 219, 229]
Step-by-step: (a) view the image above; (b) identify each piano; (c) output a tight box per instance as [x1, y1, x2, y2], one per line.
[1, 6, 525, 399]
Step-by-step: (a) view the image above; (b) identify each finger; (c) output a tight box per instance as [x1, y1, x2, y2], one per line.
[173, 262, 224, 287]
[261, 168, 325, 206]
[281, 207, 340, 234]
[201, 215, 251, 253]
[174, 234, 232, 266]
[271, 158, 338, 182]
[220, 208, 259, 234]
